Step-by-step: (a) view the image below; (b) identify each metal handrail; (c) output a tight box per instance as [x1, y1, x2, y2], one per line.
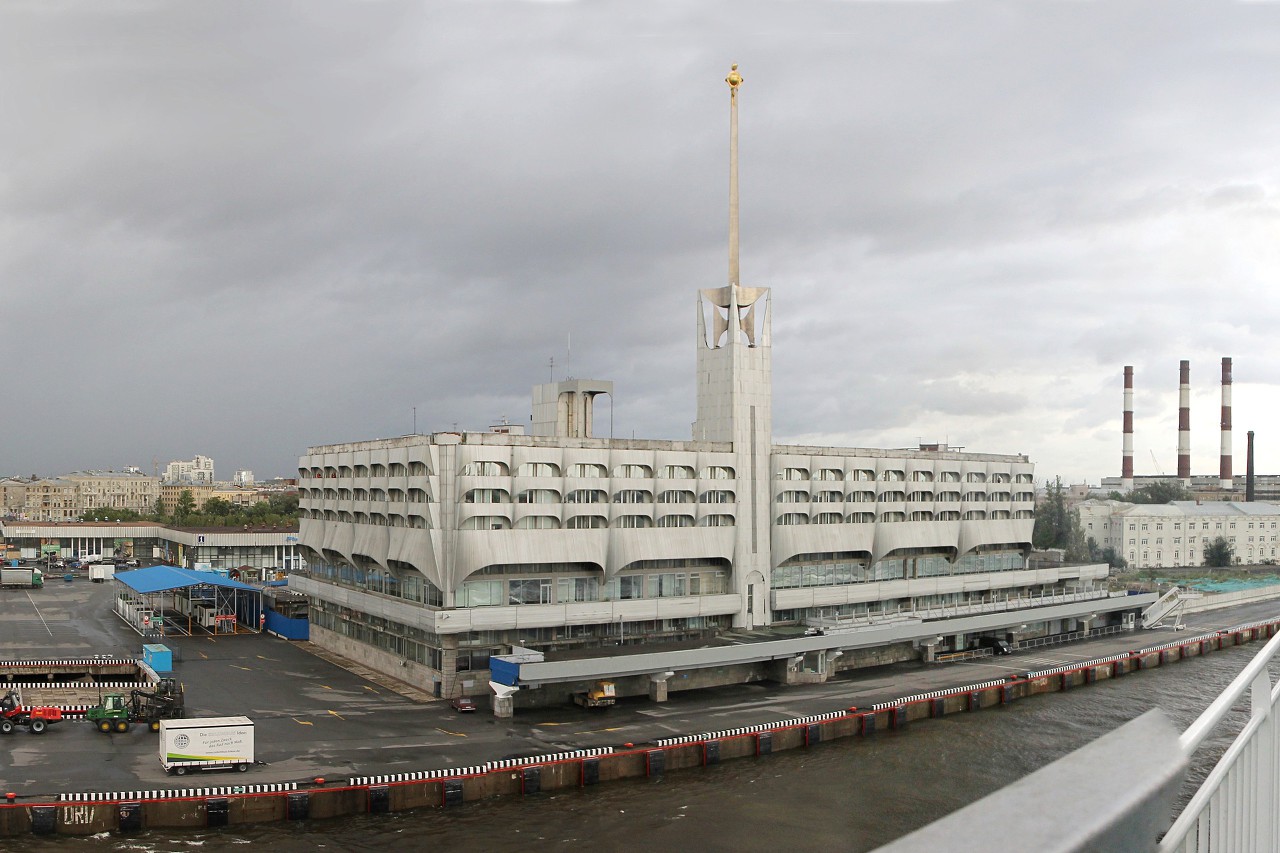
[1158, 627, 1280, 851]
[1178, 627, 1280, 754]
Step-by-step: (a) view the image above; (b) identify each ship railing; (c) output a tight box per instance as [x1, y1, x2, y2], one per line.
[1157, 626, 1280, 852]
[873, 622, 1280, 852]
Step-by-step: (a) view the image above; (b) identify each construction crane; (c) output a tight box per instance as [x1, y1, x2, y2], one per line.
[1150, 451, 1164, 476]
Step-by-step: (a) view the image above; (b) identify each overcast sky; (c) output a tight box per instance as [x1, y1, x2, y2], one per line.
[4, 1, 1279, 486]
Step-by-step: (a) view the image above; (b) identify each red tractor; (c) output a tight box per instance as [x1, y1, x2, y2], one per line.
[0, 691, 63, 734]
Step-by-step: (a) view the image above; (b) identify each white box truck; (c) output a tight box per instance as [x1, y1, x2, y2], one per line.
[0, 567, 43, 588]
[159, 716, 255, 775]
[89, 564, 116, 583]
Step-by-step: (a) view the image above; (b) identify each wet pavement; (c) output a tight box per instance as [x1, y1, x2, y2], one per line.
[0, 577, 1276, 798]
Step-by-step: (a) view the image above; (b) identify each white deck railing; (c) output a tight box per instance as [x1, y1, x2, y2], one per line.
[1158, 627, 1280, 852]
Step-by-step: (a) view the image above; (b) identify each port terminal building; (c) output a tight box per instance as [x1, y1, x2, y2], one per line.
[291, 69, 1153, 711]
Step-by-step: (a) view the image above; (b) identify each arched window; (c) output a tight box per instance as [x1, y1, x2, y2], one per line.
[613, 464, 653, 478]
[699, 490, 735, 504]
[660, 465, 696, 479]
[657, 489, 696, 504]
[777, 513, 810, 525]
[698, 514, 735, 527]
[516, 516, 561, 529]
[565, 489, 607, 504]
[461, 516, 510, 530]
[657, 514, 695, 528]
[777, 467, 810, 481]
[568, 463, 608, 478]
[701, 466, 735, 480]
[517, 489, 561, 504]
[777, 491, 810, 503]
[463, 488, 510, 504]
[566, 515, 607, 529]
[613, 489, 654, 504]
[613, 515, 655, 529]
[516, 462, 561, 477]
[814, 513, 843, 524]
[460, 461, 509, 477]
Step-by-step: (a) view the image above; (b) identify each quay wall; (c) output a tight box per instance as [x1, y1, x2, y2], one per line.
[1182, 585, 1280, 614]
[5, 620, 1279, 837]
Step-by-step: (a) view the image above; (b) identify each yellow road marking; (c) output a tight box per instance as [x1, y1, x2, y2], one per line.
[199, 652, 208, 659]
[328, 710, 344, 720]
[575, 727, 625, 734]
[534, 722, 569, 726]
[293, 719, 314, 726]
[435, 728, 467, 738]
[363, 685, 378, 692]
[320, 685, 332, 690]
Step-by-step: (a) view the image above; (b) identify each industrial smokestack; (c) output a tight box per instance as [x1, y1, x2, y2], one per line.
[1220, 357, 1233, 490]
[1122, 366, 1134, 493]
[1247, 430, 1256, 502]
[1178, 360, 1191, 485]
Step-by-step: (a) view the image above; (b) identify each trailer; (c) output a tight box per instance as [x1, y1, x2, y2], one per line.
[159, 716, 254, 775]
[89, 564, 116, 583]
[0, 567, 43, 589]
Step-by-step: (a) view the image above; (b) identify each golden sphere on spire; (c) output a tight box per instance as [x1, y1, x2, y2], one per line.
[726, 64, 743, 89]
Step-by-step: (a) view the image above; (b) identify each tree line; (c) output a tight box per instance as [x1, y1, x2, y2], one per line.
[79, 491, 299, 528]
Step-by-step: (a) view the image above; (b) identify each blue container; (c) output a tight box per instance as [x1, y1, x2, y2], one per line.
[142, 643, 173, 673]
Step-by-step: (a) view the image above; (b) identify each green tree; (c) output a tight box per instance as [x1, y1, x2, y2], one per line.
[1127, 481, 1193, 504]
[1204, 536, 1234, 567]
[202, 498, 234, 517]
[1033, 477, 1089, 559]
[1100, 546, 1127, 570]
[173, 490, 197, 523]
[152, 498, 166, 518]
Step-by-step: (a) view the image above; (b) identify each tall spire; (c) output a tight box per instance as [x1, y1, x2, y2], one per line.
[726, 64, 743, 286]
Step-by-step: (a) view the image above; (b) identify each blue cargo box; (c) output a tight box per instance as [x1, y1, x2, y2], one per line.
[142, 643, 173, 673]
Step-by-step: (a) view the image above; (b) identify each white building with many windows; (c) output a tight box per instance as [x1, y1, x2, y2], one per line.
[1078, 499, 1280, 568]
[293, 68, 1141, 706]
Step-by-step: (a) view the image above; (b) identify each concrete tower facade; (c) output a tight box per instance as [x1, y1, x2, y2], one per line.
[693, 65, 773, 628]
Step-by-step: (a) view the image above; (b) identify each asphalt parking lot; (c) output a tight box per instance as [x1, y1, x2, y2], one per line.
[1, 577, 1277, 797]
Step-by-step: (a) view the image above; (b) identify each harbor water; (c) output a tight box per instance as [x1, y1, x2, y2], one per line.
[27, 642, 1266, 852]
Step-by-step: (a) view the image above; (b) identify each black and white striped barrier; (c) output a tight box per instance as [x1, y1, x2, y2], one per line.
[0, 658, 134, 668]
[348, 748, 615, 786]
[653, 711, 847, 747]
[59, 783, 298, 802]
[1023, 652, 1132, 680]
[3, 681, 151, 691]
[870, 678, 1009, 712]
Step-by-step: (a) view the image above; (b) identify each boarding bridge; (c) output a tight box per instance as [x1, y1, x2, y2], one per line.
[1141, 584, 1204, 629]
[875, 624, 1280, 853]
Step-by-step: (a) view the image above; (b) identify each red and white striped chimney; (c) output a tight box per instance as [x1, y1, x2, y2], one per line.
[1220, 356, 1232, 490]
[1178, 360, 1192, 485]
[1122, 366, 1134, 493]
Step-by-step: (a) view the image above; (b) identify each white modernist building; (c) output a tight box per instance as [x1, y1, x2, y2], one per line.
[294, 68, 1141, 704]
[1078, 499, 1280, 568]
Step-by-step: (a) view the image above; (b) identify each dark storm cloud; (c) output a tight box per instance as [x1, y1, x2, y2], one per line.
[4, 1, 1280, 484]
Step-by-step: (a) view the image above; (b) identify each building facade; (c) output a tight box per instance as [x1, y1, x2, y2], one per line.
[292, 69, 1131, 705]
[0, 520, 304, 579]
[165, 455, 215, 485]
[1078, 499, 1280, 568]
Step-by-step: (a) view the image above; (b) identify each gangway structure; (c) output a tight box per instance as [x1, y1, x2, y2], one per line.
[1141, 584, 1203, 629]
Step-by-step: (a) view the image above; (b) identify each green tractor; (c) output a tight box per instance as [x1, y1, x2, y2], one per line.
[86, 679, 185, 733]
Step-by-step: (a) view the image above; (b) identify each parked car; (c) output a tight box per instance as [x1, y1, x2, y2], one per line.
[450, 696, 477, 713]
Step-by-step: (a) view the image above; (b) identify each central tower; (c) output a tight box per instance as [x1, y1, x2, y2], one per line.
[693, 65, 773, 628]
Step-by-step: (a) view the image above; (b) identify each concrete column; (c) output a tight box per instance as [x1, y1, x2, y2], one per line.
[493, 694, 514, 718]
[648, 672, 674, 702]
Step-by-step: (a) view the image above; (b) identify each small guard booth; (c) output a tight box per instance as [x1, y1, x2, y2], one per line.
[112, 566, 264, 637]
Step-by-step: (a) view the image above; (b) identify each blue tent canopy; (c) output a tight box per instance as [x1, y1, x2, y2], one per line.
[114, 565, 259, 595]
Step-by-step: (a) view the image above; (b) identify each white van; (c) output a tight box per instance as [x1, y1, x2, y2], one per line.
[79, 554, 104, 565]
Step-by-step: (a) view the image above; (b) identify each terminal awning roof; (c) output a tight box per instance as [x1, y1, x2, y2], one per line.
[113, 565, 259, 595]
